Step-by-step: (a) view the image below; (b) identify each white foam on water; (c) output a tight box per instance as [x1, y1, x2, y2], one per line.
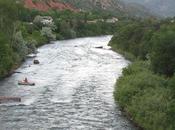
[22, 97, 37, 106]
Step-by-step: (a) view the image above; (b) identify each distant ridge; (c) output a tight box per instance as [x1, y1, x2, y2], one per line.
[122, 0, 175, 17]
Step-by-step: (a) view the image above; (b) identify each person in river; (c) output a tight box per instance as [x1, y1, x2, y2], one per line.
[24, 77, 28, 83]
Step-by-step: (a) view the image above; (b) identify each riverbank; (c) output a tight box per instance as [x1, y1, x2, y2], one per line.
[109, 19, 175, 130]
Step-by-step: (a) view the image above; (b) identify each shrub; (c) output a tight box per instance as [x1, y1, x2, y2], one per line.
[13, 31, 28, 60]
[41, 27, 56, 41]
[114, 61, 175, 130]
[26, 30, 48, 46]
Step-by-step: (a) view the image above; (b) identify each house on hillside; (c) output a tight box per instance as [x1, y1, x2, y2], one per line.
[106, 17, 118, 23]
[87, 17, 118, 24]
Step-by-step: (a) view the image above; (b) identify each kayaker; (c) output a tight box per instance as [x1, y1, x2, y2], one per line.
[24, 78, 28, 83]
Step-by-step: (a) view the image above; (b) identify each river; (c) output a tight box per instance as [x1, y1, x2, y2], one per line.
[0, 36, 136, 130]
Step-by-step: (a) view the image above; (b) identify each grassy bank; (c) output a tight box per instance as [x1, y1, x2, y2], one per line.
[110, 19, 175, 130]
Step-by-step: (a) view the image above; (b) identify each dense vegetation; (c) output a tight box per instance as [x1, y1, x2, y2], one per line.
[0, 0, 117, 79]
[110, 19, 175, 129]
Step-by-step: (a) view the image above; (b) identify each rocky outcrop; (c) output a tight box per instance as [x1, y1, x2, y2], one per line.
[24, 0, 79, 12]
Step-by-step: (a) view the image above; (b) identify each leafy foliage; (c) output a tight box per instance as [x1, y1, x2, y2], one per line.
[151, 25, 175, 76]
[111, 18, 175, 130]
[110, 19, 175, 76]
[0, 33, 14, 78]
[115, 61, 175, 130]
[41, 27, 56, 40]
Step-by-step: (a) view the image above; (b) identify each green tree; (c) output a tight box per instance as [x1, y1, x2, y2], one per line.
[151, 27, 175, 76]
[0, 33, 13, 77]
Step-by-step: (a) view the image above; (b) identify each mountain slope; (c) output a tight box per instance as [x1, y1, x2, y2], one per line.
[60, 0, 154, 18]
[23, 0, 154, 18]
[119, 1, 154, 18]
[23, 0, 79, 12]
[61, 0, 121, 10]
[123, 0, 175, 17]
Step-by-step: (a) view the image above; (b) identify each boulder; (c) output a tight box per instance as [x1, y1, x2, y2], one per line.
[33, 60, 40, 64]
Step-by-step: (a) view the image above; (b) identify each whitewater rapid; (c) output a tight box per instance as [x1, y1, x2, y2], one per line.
[0, 36, 136, 130]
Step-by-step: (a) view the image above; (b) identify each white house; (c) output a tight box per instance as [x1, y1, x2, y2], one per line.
[106, 17, 119, 23]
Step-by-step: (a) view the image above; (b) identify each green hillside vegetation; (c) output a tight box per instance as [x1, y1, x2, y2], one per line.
[109, 19, 175, 130]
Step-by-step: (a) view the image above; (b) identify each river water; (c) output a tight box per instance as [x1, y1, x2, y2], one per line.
[0, 36, 136, 130]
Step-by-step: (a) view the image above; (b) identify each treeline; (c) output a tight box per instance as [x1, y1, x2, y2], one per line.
[110, 19, 175, 130]
[0, 0, 117, 79]
[0, 0, 26, 78]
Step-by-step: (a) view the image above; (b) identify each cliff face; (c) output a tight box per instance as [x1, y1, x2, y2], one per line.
[24, 0, 79, 12]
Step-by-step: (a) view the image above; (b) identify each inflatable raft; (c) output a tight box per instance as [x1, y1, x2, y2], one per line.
[18, 81, 35, 86]
[0, 96, 21, 104]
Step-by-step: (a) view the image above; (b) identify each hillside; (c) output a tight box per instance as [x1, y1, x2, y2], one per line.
[23, 0, 154, 18]
[123, 0, 175, 17]
[60, 0, 122, 11]
[60, 0, 154, 18]
[120, 1, 154, 18]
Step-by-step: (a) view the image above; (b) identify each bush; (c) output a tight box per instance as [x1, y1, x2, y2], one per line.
[26, 30, 48, 46]
[55, 33, 64, 40]
[151, 26, 175, 77]
[26, 39, 37, 53]
[13, 31, 28, 60]
[41, 27, 56, 41]
[114, 61, 175, 130]
[115, 64, 166, 106]
[109, 21, 154, 60]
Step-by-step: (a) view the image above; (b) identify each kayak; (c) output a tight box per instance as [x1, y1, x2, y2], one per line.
[18, 81, 35, 86]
